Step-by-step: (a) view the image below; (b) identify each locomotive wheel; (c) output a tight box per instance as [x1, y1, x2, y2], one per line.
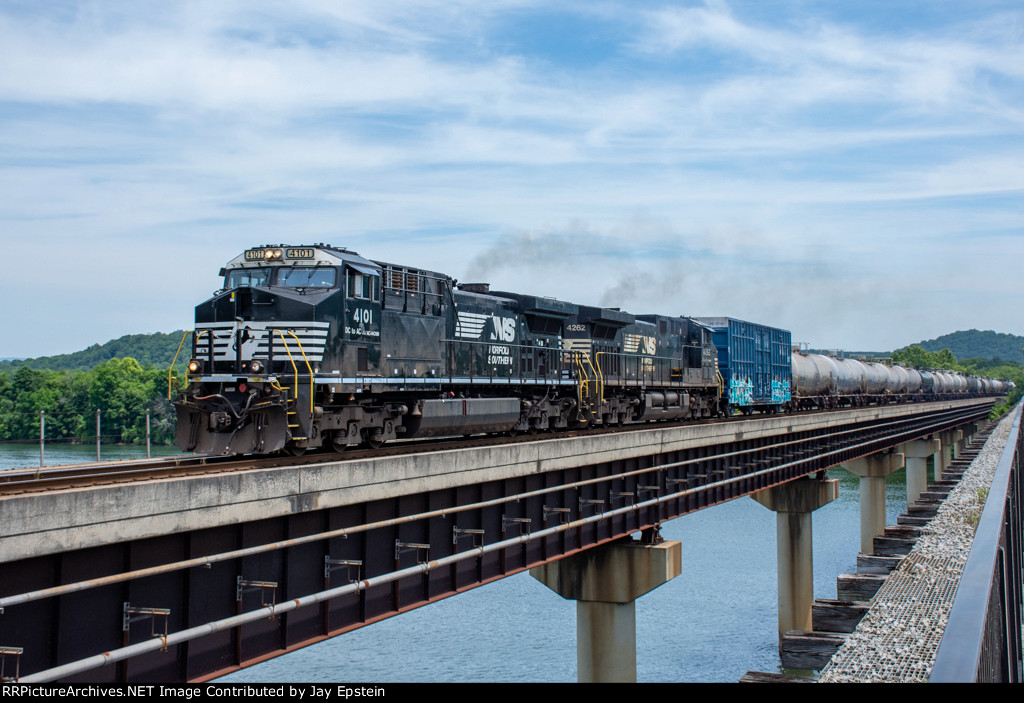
[365, 432, 387, 449]
[329, 431, 349, 453]
[284, 445, 306, 456]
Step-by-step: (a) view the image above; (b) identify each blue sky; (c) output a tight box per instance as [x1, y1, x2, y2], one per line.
[1, 0, 1022, 358]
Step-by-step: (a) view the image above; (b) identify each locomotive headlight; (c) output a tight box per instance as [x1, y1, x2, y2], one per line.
[188, 360, 200, 373]
[263, 249, 274, 260]
[250, 360, 263, 373]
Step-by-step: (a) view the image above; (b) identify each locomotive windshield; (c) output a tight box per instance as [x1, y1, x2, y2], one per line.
[278, 267, 336, 288]
[224, 266, 337, 289]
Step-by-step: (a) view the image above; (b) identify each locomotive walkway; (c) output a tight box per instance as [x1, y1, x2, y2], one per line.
[0, 398, 995, 682]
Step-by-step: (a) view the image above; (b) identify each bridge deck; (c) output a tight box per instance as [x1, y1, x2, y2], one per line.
[0, 398, 994, 682]
[0, 398, 989, 562]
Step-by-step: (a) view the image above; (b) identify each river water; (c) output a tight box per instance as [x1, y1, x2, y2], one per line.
[0, 442, 182, 469]
[0, 444, 908, 683]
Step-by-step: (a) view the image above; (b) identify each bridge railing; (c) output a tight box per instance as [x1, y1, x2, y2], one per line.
[931, 401, 1023, 683]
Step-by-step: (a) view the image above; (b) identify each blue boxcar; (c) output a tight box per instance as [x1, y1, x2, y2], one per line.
[695, 317, 792, 411]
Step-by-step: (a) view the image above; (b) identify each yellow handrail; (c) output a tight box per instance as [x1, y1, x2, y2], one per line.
[275, 330, 301, 413]
[286, 330, 315, 415]
[573, 351, 603, 409]
[275, 329, 315, 415]
[574, 352, 587, 406]
[168, 330, 202, 400]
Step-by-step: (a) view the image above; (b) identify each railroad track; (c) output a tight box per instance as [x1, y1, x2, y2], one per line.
[0, 402, 979, 496]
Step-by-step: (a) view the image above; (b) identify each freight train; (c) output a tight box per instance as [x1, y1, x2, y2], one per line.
[173, 244, 1011, 455]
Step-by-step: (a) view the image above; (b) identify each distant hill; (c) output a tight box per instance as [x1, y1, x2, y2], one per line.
[899, 329, 1024, 365]
[0, 332, 190, 372]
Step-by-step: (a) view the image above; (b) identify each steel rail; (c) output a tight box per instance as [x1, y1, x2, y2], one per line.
[0, 402, 986, 612]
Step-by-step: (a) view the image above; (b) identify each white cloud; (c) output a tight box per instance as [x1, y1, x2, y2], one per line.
[636, 0, 1024, 122]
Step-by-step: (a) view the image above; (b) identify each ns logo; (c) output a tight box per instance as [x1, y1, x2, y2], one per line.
[490, 316, 516, 342]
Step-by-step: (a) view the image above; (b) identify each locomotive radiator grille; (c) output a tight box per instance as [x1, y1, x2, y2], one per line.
[195, 321, 330, 363]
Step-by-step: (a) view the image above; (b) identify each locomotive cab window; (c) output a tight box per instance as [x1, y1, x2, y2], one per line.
[347, 266, 380, 301]
[226, 269, 271, 289]
[279, 267, 337, 288]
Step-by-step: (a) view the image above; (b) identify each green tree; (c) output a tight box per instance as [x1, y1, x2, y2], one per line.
[90, 358, 153, 443]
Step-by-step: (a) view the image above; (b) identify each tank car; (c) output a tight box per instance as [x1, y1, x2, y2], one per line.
[789, 350, 1007, 409]
[175, 244, 723, 455]
[792, 352, 837, 404]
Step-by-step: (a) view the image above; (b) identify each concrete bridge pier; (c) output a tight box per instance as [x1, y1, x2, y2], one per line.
[899, 438, 940, 505]
[939, 429, 963, 466]
[531, 538, 681, 683]
[931, 438, 944, 483]
[842, 451, 904, 554]
[752, 475, 839, 641]
[951, 429, 964, 460]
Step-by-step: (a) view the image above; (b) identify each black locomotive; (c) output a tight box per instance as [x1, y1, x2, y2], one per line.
[175, 244, 723, 455]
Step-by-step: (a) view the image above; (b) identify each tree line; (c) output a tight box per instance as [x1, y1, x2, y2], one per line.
[0, 359, 184, 445]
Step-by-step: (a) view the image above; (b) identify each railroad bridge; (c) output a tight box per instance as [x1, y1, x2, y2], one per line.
[0, 398, 993, 682]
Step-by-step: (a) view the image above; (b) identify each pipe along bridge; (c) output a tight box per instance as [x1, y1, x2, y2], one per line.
[0, 397, 993, 682]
